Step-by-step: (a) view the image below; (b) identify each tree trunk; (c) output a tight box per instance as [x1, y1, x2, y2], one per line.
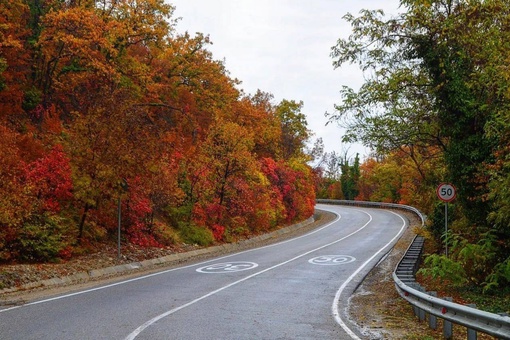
[77, 203, 90, 244]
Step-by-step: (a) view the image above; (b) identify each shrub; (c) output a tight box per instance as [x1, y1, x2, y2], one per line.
[420, 231, 505, 290]
[178, 223, 214, 247]
[227, 225, 249, 240]
[418, 254, 468, 287]
[211, 224, 225, 241]
[128, 229, 160, 248]
[484, 258, 510, 293]
[58, 245, 73, 261]
[14, 215, 67, 262]
[427, 202, 458, 242]
[153, 223, 181, 246]
[22, 88, 42, 112]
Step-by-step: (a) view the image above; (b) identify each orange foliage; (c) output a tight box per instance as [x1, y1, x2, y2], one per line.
[356, 147, 443, 213]
[0, 0, 317, 262]
[0, 0, 31, 120]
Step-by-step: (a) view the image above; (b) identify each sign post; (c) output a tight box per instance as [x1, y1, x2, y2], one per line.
[436, 183, 456, 257]
[118, 178, 129, 259]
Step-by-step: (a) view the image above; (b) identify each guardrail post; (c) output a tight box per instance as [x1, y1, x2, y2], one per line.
[417, 286, 426, 322]
[409, 283, 422, 318]
[412, 304, 419, 318]
[443, 297, 453, 339]
[466, 304, 477, 340]
[497, 313, 508, 340]
[428, 291, 438, 329]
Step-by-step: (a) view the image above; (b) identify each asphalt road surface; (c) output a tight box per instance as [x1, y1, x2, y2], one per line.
[0, 204, 408, 340]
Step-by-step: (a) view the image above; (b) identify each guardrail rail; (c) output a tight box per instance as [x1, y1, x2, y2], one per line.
[317, 199, 510, 339]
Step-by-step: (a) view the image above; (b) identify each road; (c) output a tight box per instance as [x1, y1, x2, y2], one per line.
[0, 204, 408, 340]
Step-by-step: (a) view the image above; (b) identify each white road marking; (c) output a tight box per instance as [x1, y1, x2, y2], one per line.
[308, 255, 356, 265]
[331, 209, 407, 340]
[196, 261, 259, 273]
[124, 211, 374, 340]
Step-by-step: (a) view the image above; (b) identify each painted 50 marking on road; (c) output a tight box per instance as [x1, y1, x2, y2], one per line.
[196, 262, 258, 273]
[308, 255, 356, 266]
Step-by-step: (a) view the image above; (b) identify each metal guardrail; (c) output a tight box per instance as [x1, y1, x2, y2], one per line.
[316, 199, 425, 225]
[317, 199, 510, 339]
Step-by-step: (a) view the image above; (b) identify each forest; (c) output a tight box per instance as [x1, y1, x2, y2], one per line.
[0, 0, 316, 262]
[1, 0, 509, 300]
[319, 0, 510, 296]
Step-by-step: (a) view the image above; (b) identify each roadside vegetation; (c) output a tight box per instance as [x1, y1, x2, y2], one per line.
[0, 1, 315, 263]
[318, 0, 510, 314]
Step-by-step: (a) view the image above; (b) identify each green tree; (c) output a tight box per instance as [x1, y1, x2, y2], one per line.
[340, 153, 360, 200]
[276, 99, 310, 160]
[327, 8, 445, 166]
[405, 0, 500, 228]
[328, 0, 510, 289]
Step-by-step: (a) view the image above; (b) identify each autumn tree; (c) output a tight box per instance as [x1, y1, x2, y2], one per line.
[263, 157, 315, 223]
[194, 120, 256, 226]
[233, 91, 282, 160]
[312, 148, 341, 200]
[0, 0, 32, 121]
[327, 5, 445, 199]
[0, 0, 318, 262]
[330, 0, 510, 290]
[0, 127, 33, 260]
[25, 144, 73, 214]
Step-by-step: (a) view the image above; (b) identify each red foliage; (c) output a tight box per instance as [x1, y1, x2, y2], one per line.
[58, 245, 73, 261]
[0, 1, 319, 259]
[260, 158, 315, 224]
[25, 144, 73, 213]
[128, 230, 161, 248]
[123, 177, 160, 247]
[211, 224, 225, 241]
[191, 202, 224, 229]
[327, 182, 343, 199]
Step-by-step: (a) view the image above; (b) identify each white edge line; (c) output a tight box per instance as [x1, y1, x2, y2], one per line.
[331, 209, 407, 340]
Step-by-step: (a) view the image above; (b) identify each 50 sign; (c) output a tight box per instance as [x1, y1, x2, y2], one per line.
[437, 183, 456, 202]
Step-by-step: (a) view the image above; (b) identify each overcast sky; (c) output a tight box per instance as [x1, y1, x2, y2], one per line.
[169, 0, 402, 159]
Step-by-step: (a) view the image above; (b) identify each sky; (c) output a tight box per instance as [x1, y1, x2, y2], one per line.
[169, 0, 402, 159]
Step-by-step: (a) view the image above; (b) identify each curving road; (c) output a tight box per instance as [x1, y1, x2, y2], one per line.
[0, 204, 408, 340]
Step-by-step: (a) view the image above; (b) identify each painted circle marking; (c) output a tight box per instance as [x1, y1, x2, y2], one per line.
[196, 261, 259, 274]
[308, 255, 356, 266]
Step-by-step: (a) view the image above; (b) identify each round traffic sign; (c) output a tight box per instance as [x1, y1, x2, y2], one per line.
[437, 183, 456, 202]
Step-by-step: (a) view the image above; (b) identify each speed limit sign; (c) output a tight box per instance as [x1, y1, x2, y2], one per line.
[437, 183, 456, 202]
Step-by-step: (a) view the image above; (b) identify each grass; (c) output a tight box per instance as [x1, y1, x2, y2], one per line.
[458, 286, 510, 314]
[417, 272, 510, 314]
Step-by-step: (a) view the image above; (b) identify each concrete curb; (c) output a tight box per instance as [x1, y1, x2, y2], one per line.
[1, 216, 315, 295]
